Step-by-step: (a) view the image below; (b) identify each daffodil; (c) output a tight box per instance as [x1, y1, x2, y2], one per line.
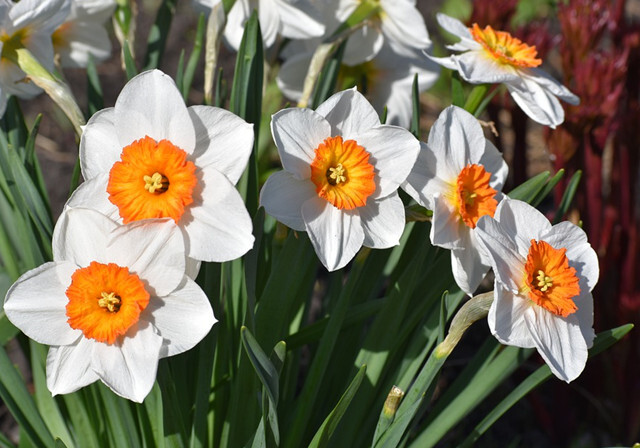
[430, 13, 579, 128]
[52, 0, 116, 68]
[475, 198, 598, 382]
[0, 0, 71, 115]
[260, 88, 420, 271]
[277, 40, 440, 128]
[3, 208, 216, 402]
[337, 0, 432, 65]
[66, 69, 255, 263]
[217, 0, 324, 50]
[402, 106, 508, 296]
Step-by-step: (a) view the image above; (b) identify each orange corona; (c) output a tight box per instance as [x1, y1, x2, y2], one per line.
[453, 164, 498, 228]
[310, 136, 376, 210]
[107, 136, 198, 223]
[523, 239, 581, 317]
[470, 23, 542, 68]
[66, 261, 150, 344]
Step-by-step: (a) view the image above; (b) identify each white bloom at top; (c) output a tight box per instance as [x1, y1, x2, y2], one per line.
[475, 198, 598, 382]
[0, 0, 71, 115]
[429, 13, 579, 128]
[337, 0, 431, 65]
[66, 69, 255, 264]
[3, 208, 216, 402]
[402, 106, 508, 296]
[277, 40, 440, 129]
[260, 88, 420, 271]
[52, 0, 116, 68]
[219, 0, 325, 50]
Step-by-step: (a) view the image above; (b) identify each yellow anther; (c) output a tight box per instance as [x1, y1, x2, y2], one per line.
[327, 163, 347, 184]
[464, 191, 478, 205]
[98, 292, 121, 313]
[536, 269, 553, 292]
[143, 172, 168, 193]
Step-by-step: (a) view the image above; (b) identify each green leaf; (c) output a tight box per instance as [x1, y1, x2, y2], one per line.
[123, 40, 138, 80]
[531, 169, 564, 207]
[143, 0, 178, 70]
[451, 72, 465, 107]
[410, 74, 420, 139]
[182, 14, 206, 101]
[241, 327, 280, 407]
[311, 40, 346, 108]
[507, 171, 550, 203]
[0, 345, 54, 447]
[459, 324, 633, 447]
[308, 365, 367, 448]
[86, 55, 104, 117]
[553, 170, 581, 224]
[463, 84, 489, 115]
[97, 384, 141, 448]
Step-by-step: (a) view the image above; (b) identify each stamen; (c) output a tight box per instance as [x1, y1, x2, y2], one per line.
[98, 292, 122, 313]
[144, 172, 169, 194]
[327, 163, 347, 185]
[536, 270, 553, 292]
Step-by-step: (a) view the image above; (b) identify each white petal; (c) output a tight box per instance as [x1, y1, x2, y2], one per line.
[359, 193, 405, 248]
[487, 286, 536, 348]
[480, 139, 509, 191]
[53, 207, 117, 266]
[65, 175, 121, 222]
[258, 0, 279, 47]
[107, 219, 186, 297]
[182, 168, 254, 262]
[185, 257, 201, 280]
[402, 141, 452, 210]
[427, 106, 488, 176]
[316, 88, 380, 138]
[47, 339, 98, 396]
[525, 305, 588, 382]
[426, 54, 460, 72]
[223, 0, 249, 51]
[493, 198, 551, 255]
[275, 0, 325, 40]
[56, 22, 113, 68]
[147, 277, 215, 357]
[430, 194, 464, 250]
[523, 68, 579, 105]
[453, 52, 521, 84]
[94, 321, 163, 402]
[354, 125, 419, 199]
[259, 171, 316, 231]
[188, 106, 254, 185]
[302, 197, 364, 271]
[474, 214, 527, 293]
[4, 261, 82, 346]
[435, 13, 476, 44]
[276, 52, 309, 102]
[380, 0, 430, 50]
[573, 291, 595, 349]
[343, 25, 384, 65]
[79, 108, 122, 180]
[114, 70, 196, 153]
[506, 75, 566, 128]
[450, 230, 491, 296]
[8, 0, 69, 33]
[271, 108, 330, 179]
[542, 221, 599, 292]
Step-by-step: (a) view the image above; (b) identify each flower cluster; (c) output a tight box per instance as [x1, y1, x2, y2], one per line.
[4, 70, 255, 401]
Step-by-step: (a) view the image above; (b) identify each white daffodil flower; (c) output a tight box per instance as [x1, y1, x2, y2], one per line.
[3, 208, 216, 402]
[210, 0, 325, 50]
[260, 88, 420, 271]
[429, 13, 579, 128]
[67, 69, 255, 264]
[337, 0, 431, 65]
[475, 198, 598, 382]
[0, 0, 71, 115]
[52, 0, 116, 68]
[402, 106, 508, 296]
[277, 40, 440, 128]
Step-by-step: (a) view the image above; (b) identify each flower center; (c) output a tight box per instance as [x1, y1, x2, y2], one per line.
[310, 136, 375, 210]
[453, 164, 498, 229]
[66, 261, 150, 344]
[107, 136, 197, 224]
[522, 239, 581, 317]
[469, 23, 542, 68]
